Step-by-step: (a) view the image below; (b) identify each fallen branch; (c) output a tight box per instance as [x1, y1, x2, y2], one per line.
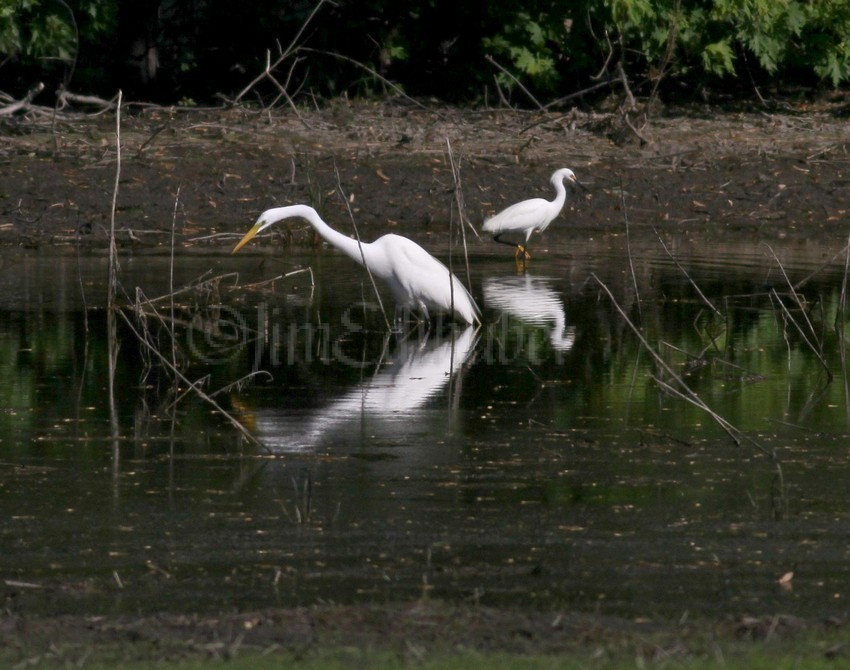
[0, 82, 45, 117]
[55, 89, 117, 114]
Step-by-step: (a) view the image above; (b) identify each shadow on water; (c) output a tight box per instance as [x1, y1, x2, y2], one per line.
[3, 239, 850, 619]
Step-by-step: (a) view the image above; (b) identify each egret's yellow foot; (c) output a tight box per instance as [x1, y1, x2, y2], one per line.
[514, 255, 527, 274]
[514, 245, 532, 261]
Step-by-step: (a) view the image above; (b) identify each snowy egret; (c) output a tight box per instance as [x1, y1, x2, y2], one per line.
[483, 275, 576, 352]
[232, 204, 480, 326]
[482, 168, 586, 261]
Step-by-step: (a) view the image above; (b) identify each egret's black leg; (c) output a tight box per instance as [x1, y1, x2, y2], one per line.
[493, 233, 519, 250]
[494, 233, 531, 260]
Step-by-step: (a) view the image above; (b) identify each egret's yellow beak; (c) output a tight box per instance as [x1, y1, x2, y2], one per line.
[232, 223, 262, 254]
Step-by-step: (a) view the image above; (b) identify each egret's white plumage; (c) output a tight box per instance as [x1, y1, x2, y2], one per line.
[232, 204, 480, 325]
[482, 168, 584, 259]
[483, 275, 576, 352]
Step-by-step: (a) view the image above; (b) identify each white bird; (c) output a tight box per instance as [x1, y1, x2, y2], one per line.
[482, 168, 586, 261]
[232, 204, 480, 326]
[242, 326, 479, 452]
[483, 275, 576, 352]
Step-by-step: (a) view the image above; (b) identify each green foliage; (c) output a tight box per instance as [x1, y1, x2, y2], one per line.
[0, 0, 109, 60]
[484, 11, 561, 90]
[604, 0, 850, 89]
[702, 39, 735, 76]
[2, 0, 850, 104]
[0, 0, 114, 93]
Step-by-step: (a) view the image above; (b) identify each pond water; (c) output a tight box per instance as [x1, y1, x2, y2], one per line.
[2, 237, 850, 621]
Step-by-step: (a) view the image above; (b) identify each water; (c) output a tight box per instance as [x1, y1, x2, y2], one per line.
[2, 239, 850, 620]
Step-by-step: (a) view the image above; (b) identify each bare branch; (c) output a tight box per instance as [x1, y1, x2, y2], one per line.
[485, 54, 544, 111]
[0, 82, 45, 117]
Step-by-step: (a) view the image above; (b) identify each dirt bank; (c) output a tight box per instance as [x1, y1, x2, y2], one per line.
[2, 100, 849, 254]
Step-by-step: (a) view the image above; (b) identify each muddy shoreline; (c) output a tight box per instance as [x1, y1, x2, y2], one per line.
[1, 600, 842, 667]
[3, 102, 850, 254]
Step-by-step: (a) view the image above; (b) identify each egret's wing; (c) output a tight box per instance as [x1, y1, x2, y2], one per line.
[482, 197, 549, 233]
[384, 236, 478, 321]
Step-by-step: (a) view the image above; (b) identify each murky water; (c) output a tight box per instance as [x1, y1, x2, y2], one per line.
[3, 238, 850, 620]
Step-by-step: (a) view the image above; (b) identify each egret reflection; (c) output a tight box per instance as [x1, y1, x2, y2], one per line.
[483, 275, 576, 352]
[242, 326, 479, 451]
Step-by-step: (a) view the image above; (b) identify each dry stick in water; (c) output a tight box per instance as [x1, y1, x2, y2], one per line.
[617, 179, 645, 412]
[169, 186, 180, 372]
[107, 91, 122, 461]
[791, 236, 850, 291]
[170, 371, 273, 414]
[764, 244, 832, 381]
[333, 162, 392, 332]
[107, 91, 121, 312]
[839, 231, 850, 418]
[652, 226, 722, 317]
[770, 288, 832, 381]
[620, 177, 642, 324]
[445, 137, 478, 295]
[592, 272, 777, 460]
[115, 307, 269, 452]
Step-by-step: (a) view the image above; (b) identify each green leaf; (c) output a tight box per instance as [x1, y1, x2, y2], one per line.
[702, 40, 736, 76]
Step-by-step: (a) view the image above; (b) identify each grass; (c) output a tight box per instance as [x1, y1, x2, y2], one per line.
[22, 646, 849, 670]
[8, 613, 848, 669]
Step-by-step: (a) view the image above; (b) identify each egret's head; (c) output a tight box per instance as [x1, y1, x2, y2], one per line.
[554, 167, 587, 193]
[232, 205, 316, 254]
[231, 211, 278, 254]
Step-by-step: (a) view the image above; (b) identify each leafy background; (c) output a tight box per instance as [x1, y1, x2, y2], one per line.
[2, 0, 849, 106]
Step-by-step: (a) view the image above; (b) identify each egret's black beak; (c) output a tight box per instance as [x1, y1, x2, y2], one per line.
[571, 177, 589, 193]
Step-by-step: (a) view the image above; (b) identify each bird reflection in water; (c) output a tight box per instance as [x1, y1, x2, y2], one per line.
[239, 326, 479, 452]
[483, 274, 576, 352]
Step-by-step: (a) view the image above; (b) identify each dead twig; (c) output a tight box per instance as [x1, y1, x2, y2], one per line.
[444, 138, 477, 299]
[333, 162, 392, 332]
[652, 226, 722, 317]
[621, 177, 642, 324]
[592, 272, 775, 459]
[838, 230, 850, 419]
[485, 54, 545, 111]
[297, 47, 445, 120]
[764, 244, 832, 381]
[233, 0, 330, 104]
[116, 306, 269, 452]
[770, 288, 832, 381]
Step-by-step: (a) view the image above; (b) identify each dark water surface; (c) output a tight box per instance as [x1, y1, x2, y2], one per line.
[2, 239, 850, 621]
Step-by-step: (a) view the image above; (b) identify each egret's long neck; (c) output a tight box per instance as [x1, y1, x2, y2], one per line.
[550, 177, 568, 214]
[268, 205, 370, 266]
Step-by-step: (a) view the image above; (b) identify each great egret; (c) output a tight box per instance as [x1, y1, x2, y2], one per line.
[232, 204, 480, 326]
[482, 168, 586, 261]
[239, 326, 478, 452]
